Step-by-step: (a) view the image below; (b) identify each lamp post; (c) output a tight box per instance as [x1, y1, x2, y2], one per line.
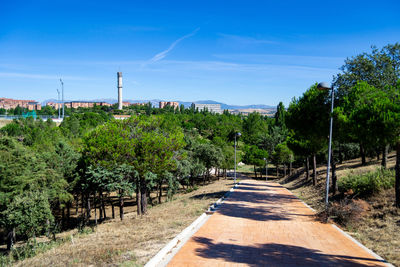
[234, 132, 241, 185]
[56, 89, 61, 119]
[264, 157, 268, 182]
[60, 79, 64, 119]
[317, 82, 334, 212]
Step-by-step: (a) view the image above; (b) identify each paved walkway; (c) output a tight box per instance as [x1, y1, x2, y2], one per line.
[168, 179, 389, 266]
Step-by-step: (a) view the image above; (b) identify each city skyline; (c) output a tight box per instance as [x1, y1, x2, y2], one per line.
[1, 0, 400, 106]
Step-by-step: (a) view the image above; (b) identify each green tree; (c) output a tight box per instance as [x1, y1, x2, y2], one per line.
[286, 84, 330, 185]
[83, 116, 185, 215]
[275, 102, 286, 128]
[1, 191, 53, 240]
[242, 145, 268, 178]
[272, 143, 293, 177]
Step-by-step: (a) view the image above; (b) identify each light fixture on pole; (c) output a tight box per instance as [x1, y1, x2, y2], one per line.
[317, 82, 334, 213]
[263, 157, 268, 181]
[234, 132, 241, 185]
[60, 79, 64, 119]
[56, 89, 61, 119]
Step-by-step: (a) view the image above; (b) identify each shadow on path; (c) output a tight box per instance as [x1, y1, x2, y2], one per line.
[193, 237, 385, 267]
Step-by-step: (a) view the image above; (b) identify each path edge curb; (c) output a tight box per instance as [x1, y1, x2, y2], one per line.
[282, 185, 393, 267]
[144, 180, 241, 267]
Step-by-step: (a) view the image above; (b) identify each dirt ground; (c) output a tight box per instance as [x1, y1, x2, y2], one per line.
[10, 178, 234, 266]
[278, 153, 400, 266]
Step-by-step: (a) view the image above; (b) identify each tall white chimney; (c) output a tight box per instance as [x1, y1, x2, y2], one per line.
[117, 72, 123, 110]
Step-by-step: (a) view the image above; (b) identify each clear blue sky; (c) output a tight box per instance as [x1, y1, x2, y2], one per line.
[1, 0, 399, 106]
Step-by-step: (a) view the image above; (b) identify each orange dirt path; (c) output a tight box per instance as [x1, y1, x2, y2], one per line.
[168, 179, 388, 266]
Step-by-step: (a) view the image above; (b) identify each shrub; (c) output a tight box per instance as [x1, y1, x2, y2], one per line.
[328, 199, 370, 225]
[1, 191, 54, 239]
[338, 168, 395, 197]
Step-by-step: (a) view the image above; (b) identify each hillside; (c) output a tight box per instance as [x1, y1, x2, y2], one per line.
[277, 153, 399, 266]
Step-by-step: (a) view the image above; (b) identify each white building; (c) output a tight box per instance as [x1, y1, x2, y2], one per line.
[191, 103, 223, 114]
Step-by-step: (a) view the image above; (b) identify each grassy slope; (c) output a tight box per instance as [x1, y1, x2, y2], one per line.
[277, 153, 400, 266]
[11, 178, 234, 266]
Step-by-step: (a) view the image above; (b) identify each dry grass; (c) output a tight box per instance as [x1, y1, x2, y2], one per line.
[13, 178, 234, 267]
[278, 152, 400, 266]
[0, 119, 12, 129]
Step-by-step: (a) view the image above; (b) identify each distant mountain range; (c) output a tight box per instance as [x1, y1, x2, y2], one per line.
[42, 99, 276, 110]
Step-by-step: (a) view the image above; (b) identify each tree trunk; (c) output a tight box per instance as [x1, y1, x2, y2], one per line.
[86, 193, 91, 220]
[306, 157, 310, 180]
[339, 143, 343, 164]
[276, 166, 279, 178]
[360, 143, 366, 165]
[98, 192, 103, 221]
[254, 165, 257, 178]
[312, 154, 317, 186]
[110, 198, 115, 219]
[6, 228, 16, 250]
[140, 180, 148, 214]
[395, 142, 400, 208]
[75, 194, 79, 215]
[119, 190, 124, 220]
[331, 150, 338, 195]
[62, 207, 65, 228]
[158, 182, 162, 204]
[382, 144, 389, 169]
[102, 194, 106, 219]
[94, 192, 97, 225]
[67, 201, 71, 221]
[137, 184, 142, 216]
[289, 161, 292, 176]
[81, 193, 84, 215]
[284, 164, 287, 177]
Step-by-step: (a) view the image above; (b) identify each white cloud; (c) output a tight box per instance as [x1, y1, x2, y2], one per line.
[146, 27, 200, 65]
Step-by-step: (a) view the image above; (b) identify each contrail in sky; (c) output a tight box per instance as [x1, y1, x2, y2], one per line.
[147, 27, 200, 64]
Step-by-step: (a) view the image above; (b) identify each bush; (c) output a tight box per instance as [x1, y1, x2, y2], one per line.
[328, 199, 369, 225]
[338, 168, 395, 197]
[1, 191, 54, 239]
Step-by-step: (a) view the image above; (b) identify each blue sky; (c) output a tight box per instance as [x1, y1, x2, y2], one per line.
[0, 0, 399, 106]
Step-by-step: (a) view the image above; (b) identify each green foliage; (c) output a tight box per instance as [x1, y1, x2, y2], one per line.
[338, 81, 400, 151]
[1, 191, 53, 239]
[274, 102, 286, 128]
[242, 145, 268, 167]
[0, 137, 71, 208]
[84, 115, 185, 177]
[286, 84, 330, 154]
[60, 112, 111, 138]
[192, 142, 223, 173]
[1, 117, 64, 151]
[333, 43, 400, 100]
[338, 168, 395, 197]
[242, 112, 268, 145]
[272, 143, 293, 166]
[85, 164, 136, 195]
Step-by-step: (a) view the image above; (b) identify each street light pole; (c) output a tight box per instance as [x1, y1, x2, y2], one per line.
[60, 79, 64, 119]
[234, 132, 241, 185]
[317, 82, 335, 212]
[56, 89, 60, 119]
